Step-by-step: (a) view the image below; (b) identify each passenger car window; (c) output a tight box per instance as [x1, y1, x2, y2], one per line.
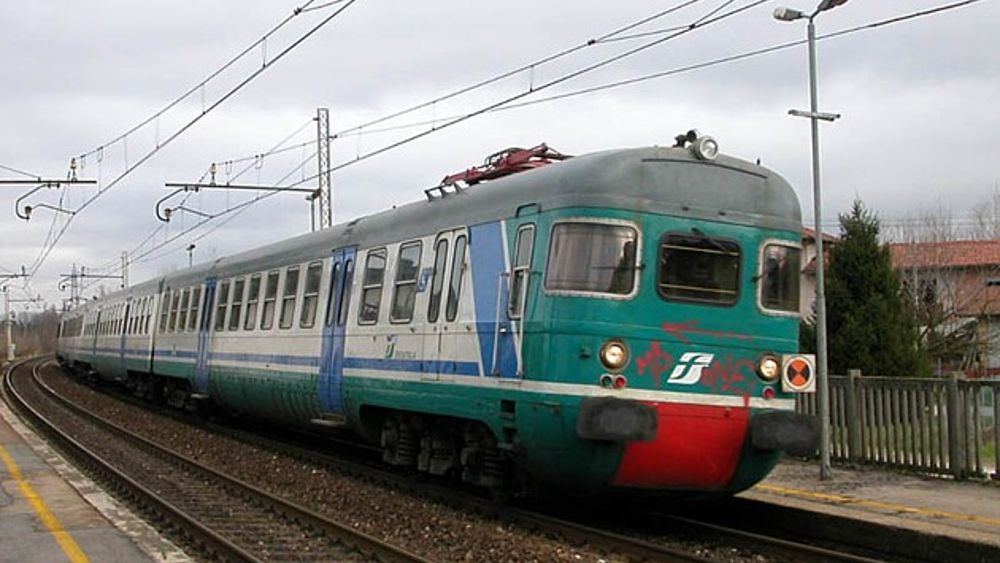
[188, 287, 201, 332]
[280, 266, 300, 329]
[545, 222, 638, 295]
[261, 270, 279, 330]
[509, 226, 534, 319]
[359, 248, 386, 325]
[390, 242, 422, 323]
[244, 275, 261, 330]
[215, 281, 231, 331]
[427, 239, 449, 323]
[338, 259, 354, 326]
[760, 243, 801, 313]
[229, 277, 246, 331]
[178, 289, 190, 331]
[325, 262, 342, 327]
[159, 290, 171, 333]
[169, 291, 181, 332]
[658, 233, 740, 305]
[446, 235, 467, 322]
[300, 262, 323, 328]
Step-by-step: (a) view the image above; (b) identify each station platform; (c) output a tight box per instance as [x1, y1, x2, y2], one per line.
[743, 458, 1000, 556]
[0, 395, 188, 563]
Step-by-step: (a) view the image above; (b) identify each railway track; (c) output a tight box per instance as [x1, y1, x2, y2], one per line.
[2, 357, 429, 563]
[19, 358, 894, 562]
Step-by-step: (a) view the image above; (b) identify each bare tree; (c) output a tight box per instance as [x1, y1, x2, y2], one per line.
[891, 191, 1000, 376]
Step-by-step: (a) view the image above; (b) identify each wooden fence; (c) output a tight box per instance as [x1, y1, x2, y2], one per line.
[797, 371, 999, 480]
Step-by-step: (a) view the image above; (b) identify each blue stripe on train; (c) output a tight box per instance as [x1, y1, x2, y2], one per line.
[468, 221, 518, 378]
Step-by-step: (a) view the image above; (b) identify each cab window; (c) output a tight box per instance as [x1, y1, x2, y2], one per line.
[760, 243, 801, 313]
[545, 222, 638, 295]
[658, 233, 740, 305]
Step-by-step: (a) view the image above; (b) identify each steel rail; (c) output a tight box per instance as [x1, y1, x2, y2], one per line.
[38, 361, 892, 562]
[8, 358, 429, 563]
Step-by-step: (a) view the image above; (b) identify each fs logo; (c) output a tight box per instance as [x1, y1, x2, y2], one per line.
[667, 352, 715, 385]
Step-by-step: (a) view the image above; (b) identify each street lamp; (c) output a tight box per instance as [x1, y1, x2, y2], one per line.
[186, 244, 197, 268]
[774, 0, 848, 481]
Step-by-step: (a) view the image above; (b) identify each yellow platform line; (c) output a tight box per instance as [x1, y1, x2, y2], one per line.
[756, 483, 1000, 528]
[0, 444, 90, 563]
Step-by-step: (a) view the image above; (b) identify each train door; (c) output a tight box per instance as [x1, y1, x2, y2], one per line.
[318, 247, 356, 417]
[194, 278, 217, 395]
[425, 228, 470, 380]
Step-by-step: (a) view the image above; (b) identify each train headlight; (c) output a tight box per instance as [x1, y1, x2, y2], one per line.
[693, 135, 719, 161]
[757, 354, 780, 382]
[599, 340, 629, 372]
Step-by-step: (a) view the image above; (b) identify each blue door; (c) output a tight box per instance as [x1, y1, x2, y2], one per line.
[194, 278, 217, 394]
[318, 248, 356, 413]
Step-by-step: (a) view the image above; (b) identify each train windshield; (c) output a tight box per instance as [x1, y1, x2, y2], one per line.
[545, 222, 638, 295]
[658, 233, 740, 305]
[760, 243, 801, 313]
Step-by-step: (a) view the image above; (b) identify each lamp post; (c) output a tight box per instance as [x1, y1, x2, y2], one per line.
[186, 244, 196, 268]
[774, 0, 847, 481]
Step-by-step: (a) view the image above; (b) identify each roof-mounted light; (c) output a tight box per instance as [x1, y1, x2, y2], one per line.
[693, 135, 719, 161]
[674, 129, 719, 161]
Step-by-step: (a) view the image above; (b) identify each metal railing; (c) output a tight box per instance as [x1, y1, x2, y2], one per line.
[797, 371, 1000, 480]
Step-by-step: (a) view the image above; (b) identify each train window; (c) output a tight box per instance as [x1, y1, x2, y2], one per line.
[509, 226, 534, 319]
[215, 281, 231, 332]
[390, 242, 422, 323]
[261, 270, 279, 330]
[244, 275, 261, 331]
[760, 243, 801, 313]
[427, 238, 449, 323]
[658, 233, 741, 305]
[325, 262, 341, 327]
[159, 291, 171, 333]
[359, 248, 386, 325]
[178, 289, 190, 331]
[229, 277, 246, 331]
[188, 287, 200, 332]
[300, 261, 323, 328]
[170, 292, 182, 332]
[446, 235, 467, 322]
[280, 266, 300, 329]
[545, 222, 638, 296]
[337, 259, 354, 327]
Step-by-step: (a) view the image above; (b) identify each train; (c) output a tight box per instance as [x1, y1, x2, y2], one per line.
[57, 132, 819, 496]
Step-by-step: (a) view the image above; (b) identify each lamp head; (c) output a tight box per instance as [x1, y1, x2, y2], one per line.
[773, 7, 805, 21]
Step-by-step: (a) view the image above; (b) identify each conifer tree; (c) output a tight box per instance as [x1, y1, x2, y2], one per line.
[804, 199, 930, 377]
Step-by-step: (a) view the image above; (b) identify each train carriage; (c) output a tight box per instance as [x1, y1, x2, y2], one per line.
[58, 134, 817, 495]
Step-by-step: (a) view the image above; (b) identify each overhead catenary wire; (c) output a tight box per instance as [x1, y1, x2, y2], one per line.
[196, 1, 710, 174]
[0, 163, 41, 179]
[25, 0, 362, 283]
[83, 0, 759, 276]
[73, 0, 989, 284]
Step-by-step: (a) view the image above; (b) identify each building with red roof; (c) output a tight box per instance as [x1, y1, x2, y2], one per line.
[890, 240, 1000, 377]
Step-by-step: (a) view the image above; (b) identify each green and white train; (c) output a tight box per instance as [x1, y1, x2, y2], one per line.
[58, 133, 818, 495]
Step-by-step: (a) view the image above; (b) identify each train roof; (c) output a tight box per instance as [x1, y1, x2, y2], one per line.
[86, 144, 801, 302]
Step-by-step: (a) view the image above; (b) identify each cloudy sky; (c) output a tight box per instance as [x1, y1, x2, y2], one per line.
[1, 0, 998, 309]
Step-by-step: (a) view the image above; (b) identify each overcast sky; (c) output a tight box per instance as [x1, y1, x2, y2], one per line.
[2, 0, 998, 309]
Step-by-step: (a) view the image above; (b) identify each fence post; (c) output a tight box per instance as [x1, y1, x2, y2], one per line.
[846, 369, 861, 462]
[947, 372, 966, 480]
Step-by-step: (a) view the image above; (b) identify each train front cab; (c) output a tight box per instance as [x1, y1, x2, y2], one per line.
[511, 206, 818, 495]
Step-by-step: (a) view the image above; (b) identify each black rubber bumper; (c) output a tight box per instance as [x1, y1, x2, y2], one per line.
[750, 410, 819, 456]
[577, 396, 658, 442]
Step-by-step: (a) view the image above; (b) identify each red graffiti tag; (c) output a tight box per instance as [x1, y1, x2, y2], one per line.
[635, 341, 674, 388]
[700, 354, 756, 394]
[661, 320, 753, 345]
